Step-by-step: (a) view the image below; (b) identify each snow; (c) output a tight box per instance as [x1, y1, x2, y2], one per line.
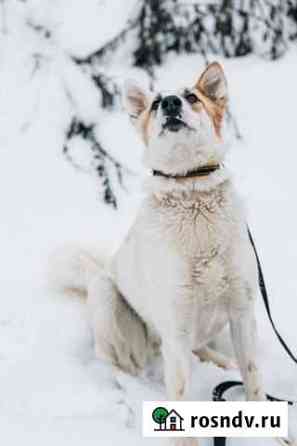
[0, 2, 296, 445]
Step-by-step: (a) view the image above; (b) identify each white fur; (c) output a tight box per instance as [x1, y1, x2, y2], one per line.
[48, 245, 153, 375]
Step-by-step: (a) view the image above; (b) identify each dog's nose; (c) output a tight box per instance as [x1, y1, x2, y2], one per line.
[161, 95, 182, 116]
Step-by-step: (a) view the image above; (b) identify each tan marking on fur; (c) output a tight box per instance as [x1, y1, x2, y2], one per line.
[177, 380, 185, 399]
[139, 106, 153, 146]
[248, 361, 257, 373]
[192, 87, 227, 138]
[254, 388, 260, 397]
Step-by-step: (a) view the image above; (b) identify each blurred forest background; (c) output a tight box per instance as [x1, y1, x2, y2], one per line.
[3, 0, 297, 208]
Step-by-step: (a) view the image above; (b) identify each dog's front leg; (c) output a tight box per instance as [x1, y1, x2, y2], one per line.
[163, 338, 199, 446]
[163, 339, 192, 400]
[229, 302, 265, 401]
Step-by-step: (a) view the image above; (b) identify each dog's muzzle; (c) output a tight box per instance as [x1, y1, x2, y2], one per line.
[162, 116, 187, 132]
[161, 95, 186, 132]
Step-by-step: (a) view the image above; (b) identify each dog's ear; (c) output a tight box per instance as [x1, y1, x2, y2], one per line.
[123, 80, 149, 119]
[196, 62, 228, 103]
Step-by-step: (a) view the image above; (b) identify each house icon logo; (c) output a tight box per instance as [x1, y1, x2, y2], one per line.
[152, 407, 185, 432]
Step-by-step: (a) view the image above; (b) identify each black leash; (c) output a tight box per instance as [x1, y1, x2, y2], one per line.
[247, 227, 297, 365]
[212, 381, 295, 446]
[212, 226, 297, 446]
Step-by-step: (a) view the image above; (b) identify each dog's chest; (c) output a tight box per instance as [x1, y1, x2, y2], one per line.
[151, 185, 240, 298]
[112, 181, 243, 336]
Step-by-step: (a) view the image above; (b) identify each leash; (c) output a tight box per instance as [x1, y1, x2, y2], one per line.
[247, 227, 297, 365]
[212, 226, 297, 446]
[213, 381, 295, 446]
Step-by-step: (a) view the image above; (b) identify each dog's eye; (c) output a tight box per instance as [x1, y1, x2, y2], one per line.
[185, 93, 199, 104]
[151, 98, 161, 111]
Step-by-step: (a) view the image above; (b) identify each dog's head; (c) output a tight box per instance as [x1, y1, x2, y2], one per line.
[124, 62, 228, 175]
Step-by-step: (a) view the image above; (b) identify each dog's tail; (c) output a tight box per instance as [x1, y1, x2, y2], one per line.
[47, 243, 112, 298]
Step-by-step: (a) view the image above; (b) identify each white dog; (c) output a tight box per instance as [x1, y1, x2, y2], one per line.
[52, 62, 265, 446]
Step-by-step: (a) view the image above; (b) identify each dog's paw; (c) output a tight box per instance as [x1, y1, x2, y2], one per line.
[220, 357, 238, 370]
[193, 347, 238, 370]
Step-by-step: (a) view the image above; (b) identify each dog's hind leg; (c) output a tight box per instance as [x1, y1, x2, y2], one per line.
[49, 245, 151, 374]
[86, 259, 149, 376]
[193, 346, 237, 370]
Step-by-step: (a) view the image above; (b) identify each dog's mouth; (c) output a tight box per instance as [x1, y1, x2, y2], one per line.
[162, 116, 187, 133]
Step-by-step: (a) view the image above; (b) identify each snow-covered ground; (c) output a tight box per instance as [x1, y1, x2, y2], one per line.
[0, 2, 297, 445]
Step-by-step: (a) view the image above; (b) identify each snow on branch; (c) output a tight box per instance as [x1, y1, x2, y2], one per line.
[63, 118, 125, 209]
[77, 0, 297, 72]
[14, 0, 297, 208]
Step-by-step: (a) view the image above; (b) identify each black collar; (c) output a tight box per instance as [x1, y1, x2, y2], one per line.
[152, 164, 221, 180]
